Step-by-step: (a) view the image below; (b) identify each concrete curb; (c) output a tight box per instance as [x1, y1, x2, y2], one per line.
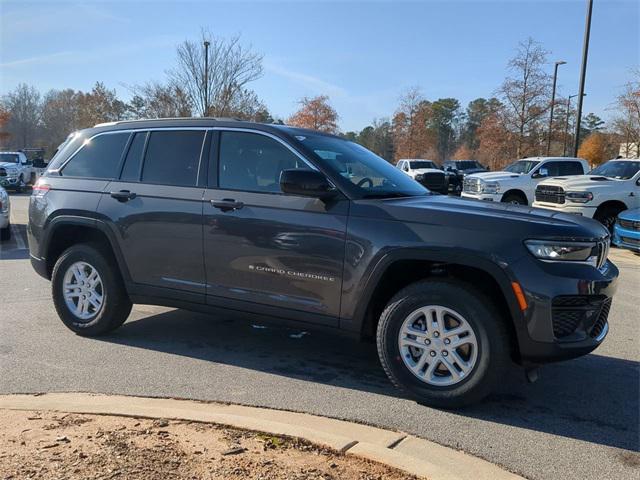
[0, 393, 523, 480]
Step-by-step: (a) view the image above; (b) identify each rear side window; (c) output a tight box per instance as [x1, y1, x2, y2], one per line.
[141, 130, 205, 187]
[120, 132, 146, 181]
[62, 132, 129, 178]
[559, 162, 584, 176]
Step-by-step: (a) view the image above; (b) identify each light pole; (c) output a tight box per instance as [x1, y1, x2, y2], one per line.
[563, 93, 587, 156]
[547, 60, 566, 155]
[203, 40, 210, 116]
[573, 0, 593, 157]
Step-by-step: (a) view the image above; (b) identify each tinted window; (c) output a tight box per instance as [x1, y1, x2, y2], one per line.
[410, 161, 437, 169]
[540, 162, 561, 176]
[505, 160, 540, 174]
[62, 133, 129, 178]
[121, 132, 146, 181]
[219, 132, 309, 193]
[142, 130, 205, 186]
[590, 161, 640, 180]
[559, 162, 584, 176]
[0, 154, 19, 164]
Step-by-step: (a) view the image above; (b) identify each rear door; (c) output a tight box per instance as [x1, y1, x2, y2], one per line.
[202, 129, 348, 325]
[98, 129, 208, 301]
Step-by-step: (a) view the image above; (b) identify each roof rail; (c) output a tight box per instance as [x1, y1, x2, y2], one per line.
[93, 117, 243, 128]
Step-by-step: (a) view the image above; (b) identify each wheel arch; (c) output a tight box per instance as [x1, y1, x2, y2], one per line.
[41, 216, 130, 283]
[501, 189, 528, 205]
[354, 249, 525, 361]
[594, 199, 627, 216]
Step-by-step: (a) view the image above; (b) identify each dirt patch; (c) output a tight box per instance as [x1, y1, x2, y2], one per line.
[0, 409, 417, 479]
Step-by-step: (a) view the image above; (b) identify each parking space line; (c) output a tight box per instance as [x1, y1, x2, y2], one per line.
[11, 224, 27, 250]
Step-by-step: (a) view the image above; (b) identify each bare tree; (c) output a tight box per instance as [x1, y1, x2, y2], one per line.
[1, 83, 42, 148]
[41, 89, 82, 154]
[392, 87, 437, 161]
[127, 81, 193, 119]
[498, 38, 551, 158]
[612, 69, 640, 155]
[169, 30, 264, 117]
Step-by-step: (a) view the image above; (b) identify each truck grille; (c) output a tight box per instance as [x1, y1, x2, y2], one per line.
[618, 218, 640, 231]
[535, 185, 565, 204]
[552, 295, 611, 340]
[596, 237, 609, 270]
[462, 177, 481, 194]
[0, 168, 6, 177]
[417, 172, 447, 194]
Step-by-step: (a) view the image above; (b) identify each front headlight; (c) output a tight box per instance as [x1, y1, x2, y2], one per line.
[566, 191, 593, 203]
[481, 181, 500, 194]
[525, 240, 598, 266]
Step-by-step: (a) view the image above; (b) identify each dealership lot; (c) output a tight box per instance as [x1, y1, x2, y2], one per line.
[1, 193, 638, 480]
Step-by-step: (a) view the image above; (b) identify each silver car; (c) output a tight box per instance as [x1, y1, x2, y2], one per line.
[0, 186, 10, 241]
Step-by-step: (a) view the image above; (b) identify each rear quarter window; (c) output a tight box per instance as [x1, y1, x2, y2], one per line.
[61, 132, 129, 179]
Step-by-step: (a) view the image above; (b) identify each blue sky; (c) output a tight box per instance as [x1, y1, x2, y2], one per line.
[1, 0, 638, 131]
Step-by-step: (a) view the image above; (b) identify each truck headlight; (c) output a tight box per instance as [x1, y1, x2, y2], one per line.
[525, 240, 598, 266]
[481, 181, 500, 194]
[566, 191, 593, 203]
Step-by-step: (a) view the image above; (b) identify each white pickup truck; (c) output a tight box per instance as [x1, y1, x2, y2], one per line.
[533, 158, 640, 231]
[461, 157, 589, 205]
[0, 151, 36, 192]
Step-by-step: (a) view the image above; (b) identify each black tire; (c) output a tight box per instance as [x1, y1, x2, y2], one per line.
[376, 280, 510, 408]
[17, 175, 25, 193]
[502, 193, 527, 205]
[0, 223, 10, 241]
[594, 205, 625, 234]
[51, 243, 132, 336]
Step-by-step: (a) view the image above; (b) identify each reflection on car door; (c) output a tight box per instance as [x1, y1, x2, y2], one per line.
[99, 129, 208, 301]
[203, 130, 348, 326]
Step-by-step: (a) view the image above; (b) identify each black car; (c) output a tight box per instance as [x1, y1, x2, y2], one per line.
[443, 159, 488, 194]
[28, 118, 617, 408]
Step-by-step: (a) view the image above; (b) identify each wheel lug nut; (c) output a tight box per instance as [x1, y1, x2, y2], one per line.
[429, 351, 436, 357]
[433, 332, 440, 338]
[444, 338, 450, 345]
[424, 339, 430, 345]
[442, 351, 448, 357]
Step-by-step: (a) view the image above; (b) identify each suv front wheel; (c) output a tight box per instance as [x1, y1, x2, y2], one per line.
[52, 244, 132, 336]
[377, 280, 509, 408]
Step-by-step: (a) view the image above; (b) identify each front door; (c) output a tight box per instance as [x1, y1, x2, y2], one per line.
[203, 130, 348, 325]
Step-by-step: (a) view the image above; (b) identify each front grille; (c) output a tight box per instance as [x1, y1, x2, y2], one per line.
[596, 238, 610, 270]
[535, 184, 565, 204]
[621, 236, 640, 247]
[590, 298, 612, 339]
[418, 172, 446, 193]
[0, 168, 6, 177]
[463, 177, 481, 194]
[552, 295, 609, 340]
[618, 218, 640, 231]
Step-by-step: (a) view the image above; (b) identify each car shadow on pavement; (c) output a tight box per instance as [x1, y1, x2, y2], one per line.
[99, 308, 639, 453]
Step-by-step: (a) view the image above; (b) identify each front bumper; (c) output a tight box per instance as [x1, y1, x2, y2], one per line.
[613, 223, 640, 252]
[0, 176, 21, 189]
[531, 201, 597, 218]
[461, 192, 501, 202]
[511, 256, 618, 364]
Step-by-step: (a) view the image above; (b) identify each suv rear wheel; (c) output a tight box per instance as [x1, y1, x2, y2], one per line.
[52, 244, 132, 336]
[376, 280, 509, 408]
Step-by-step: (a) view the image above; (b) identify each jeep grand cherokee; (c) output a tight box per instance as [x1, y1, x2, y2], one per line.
[28, 118, 618, 407]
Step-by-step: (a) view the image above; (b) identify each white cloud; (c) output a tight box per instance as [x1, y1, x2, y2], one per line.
[0, 51, 74, 68]
[264, 61, 348, 98]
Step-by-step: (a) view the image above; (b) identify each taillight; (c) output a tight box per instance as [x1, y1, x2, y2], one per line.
[32, 180, 51, 196]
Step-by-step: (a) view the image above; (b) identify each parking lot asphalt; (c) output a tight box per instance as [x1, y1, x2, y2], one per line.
[1, 193, 638, 480]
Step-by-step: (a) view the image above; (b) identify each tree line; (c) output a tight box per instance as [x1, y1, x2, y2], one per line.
[1, 32, 637, 170]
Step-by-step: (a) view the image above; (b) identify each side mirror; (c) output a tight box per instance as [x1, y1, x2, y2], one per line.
[280, 169, 337, 199]
[532, 167, 549, 178]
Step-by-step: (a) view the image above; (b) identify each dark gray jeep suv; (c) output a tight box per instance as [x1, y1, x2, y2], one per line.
[28, 118, 617, 407]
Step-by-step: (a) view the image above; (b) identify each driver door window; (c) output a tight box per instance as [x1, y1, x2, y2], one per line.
[219, 132, 309, 193]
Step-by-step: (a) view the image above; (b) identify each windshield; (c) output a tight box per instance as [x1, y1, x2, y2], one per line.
[410, 160, 437, 170]
[504, 160, 540, 174]
[455, 160, 482, 170]
[589, 161, 640, 180]
[296, 135, 428, 198]
[0, 153, 19, 164]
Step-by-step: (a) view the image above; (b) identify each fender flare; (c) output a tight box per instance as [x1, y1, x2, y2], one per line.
[41, 215, 132, 283]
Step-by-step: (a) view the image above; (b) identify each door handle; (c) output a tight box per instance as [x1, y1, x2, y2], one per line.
[210, 198, 244, 212]
[110, 190, 137, 202]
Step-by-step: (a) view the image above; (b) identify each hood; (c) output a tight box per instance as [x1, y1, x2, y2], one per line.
[458, 167, 487, 175]
[467, 171, 521, 182]
[413, 168, 444, 175]
[538, 175, 624, 190]
[0, 162, 19, 169]
[354, 194, 609, 242]
[617, 208, 640, 221]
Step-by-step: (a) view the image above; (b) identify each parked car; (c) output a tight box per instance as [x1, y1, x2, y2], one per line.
[613, 208, 640, 252]
[462, 157, 589, 205]
[29, 118, 617, 408]
[0, 186, 10, 241]
[396, 159, 448, 194]
[533, 158, 640, 232]
[0, 151, 36, 192]
[443, 160, 488, 194]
